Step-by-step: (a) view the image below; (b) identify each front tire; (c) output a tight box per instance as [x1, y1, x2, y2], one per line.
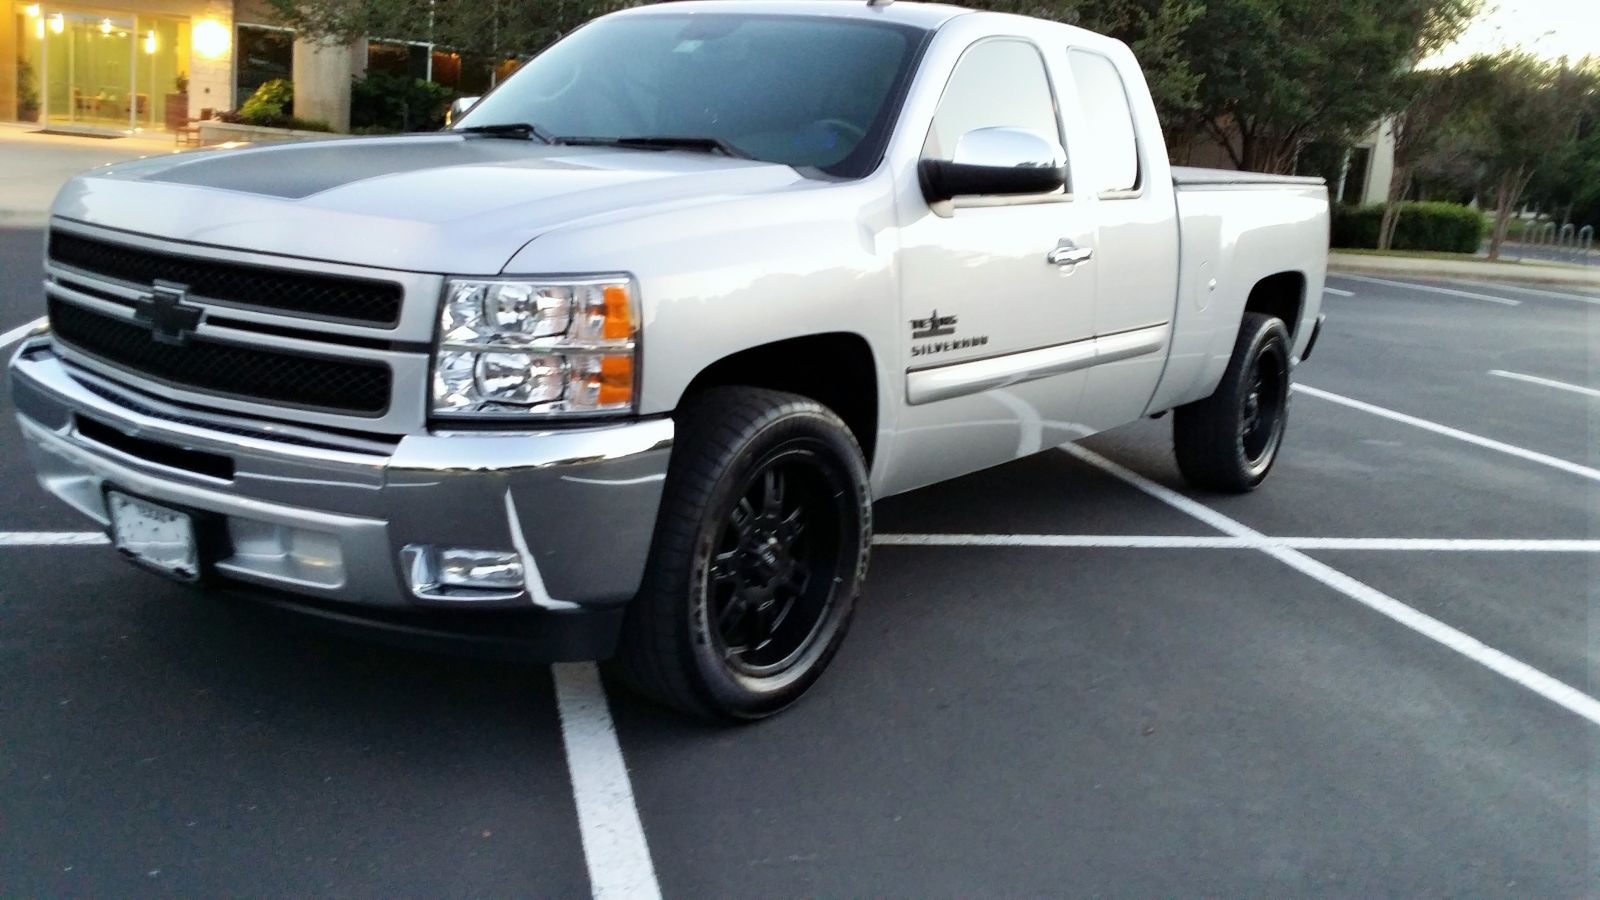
[610, 387, 871, 720]
[1172, 312, 1292, 492]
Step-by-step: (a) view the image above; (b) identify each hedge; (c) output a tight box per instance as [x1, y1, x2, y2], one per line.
[1330, 202, 1487, 254]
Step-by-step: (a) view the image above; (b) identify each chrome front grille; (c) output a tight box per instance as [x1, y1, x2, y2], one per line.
[43, 223, 441, 435]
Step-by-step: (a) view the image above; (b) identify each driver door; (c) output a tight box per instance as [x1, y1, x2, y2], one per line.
[884, 37, 1098, 496]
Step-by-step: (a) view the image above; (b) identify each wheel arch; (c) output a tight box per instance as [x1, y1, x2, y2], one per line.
[677, 332, 881, 466]
[1244, 271, 1307, 338]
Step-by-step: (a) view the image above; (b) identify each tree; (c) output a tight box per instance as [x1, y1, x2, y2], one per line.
[1463, 54, 1600, 259]
[1377, 64, 1481, 249]
[1178, 0, 1480, 174]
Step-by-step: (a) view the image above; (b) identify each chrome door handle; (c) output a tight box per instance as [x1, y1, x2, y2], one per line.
[1048, 242, 1094, 266]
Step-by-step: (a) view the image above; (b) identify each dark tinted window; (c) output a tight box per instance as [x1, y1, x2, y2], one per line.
[459, 14, 927, 177]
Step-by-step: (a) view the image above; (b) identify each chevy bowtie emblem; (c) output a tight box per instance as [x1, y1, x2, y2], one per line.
[134, 280, 203, 346]
[910, 309, 957, 339]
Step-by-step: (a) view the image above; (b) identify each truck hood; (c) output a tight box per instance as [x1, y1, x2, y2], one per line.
[51, 134, 810, 273]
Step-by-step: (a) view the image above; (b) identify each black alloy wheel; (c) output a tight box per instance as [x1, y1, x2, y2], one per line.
[611, 386, 870, 720]
[1172, 312, 1293, 492]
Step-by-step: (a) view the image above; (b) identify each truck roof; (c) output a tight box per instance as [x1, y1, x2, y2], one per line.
[610, 0, 973, 30]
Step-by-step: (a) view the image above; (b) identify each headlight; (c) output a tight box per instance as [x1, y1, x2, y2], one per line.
[432, 277, 638, 418]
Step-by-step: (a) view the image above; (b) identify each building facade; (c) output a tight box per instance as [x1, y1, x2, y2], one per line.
[3, 0, 235, 132]
[6, 0, 499, 134]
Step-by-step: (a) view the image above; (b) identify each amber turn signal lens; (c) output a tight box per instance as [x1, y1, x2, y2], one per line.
[602, 285, 634, 340]
[598, 355, 633, 406]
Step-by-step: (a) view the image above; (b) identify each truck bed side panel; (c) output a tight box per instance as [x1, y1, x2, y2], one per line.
[1147, 181, 1328, 413]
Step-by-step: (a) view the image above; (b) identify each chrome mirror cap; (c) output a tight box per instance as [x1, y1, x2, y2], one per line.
[920, 127, 1068, 202]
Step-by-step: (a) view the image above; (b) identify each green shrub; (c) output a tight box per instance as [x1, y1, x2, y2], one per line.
[1331, 202, 1487, 253]
[237, 78, 296, 127]
[350, 70, 454, 133]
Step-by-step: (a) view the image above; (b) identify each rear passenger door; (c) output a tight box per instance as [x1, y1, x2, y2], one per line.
[1061, 47, 1182, 430]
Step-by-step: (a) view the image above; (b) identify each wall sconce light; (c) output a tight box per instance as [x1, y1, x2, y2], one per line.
[192, 18, 231, 60]
[24, 3, 40, 17]
[100, 18, 113, 35]
[144, 30, 157, 54]
[49, 13, 64, 34]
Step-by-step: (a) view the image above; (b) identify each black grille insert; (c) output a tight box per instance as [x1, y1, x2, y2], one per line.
[50, 299, 392, 417]
[49, 231, 404, 327]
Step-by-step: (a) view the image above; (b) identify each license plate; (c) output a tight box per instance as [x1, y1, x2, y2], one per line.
[108, 491, 200, 582]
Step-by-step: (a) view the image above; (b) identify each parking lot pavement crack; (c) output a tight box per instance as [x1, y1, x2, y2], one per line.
[1057, 442, 1600, 728]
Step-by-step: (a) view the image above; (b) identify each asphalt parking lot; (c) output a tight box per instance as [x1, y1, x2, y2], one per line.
[2, 224, 1597, 896]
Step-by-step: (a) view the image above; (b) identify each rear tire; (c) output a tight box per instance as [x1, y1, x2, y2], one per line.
[609, 387, 871, 720]
[1172, 312, 1291, 493]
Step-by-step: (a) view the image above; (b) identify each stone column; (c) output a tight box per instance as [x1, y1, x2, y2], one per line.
[293, 36, 366, 133]
[188, 0, 236, 118]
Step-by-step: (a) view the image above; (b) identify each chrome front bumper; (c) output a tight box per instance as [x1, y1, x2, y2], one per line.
[10, 339, 672, 651]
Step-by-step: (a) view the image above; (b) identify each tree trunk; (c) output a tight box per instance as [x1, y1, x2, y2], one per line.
[1487, 167, 1531, 261]
[1377, 166, 1413, 251]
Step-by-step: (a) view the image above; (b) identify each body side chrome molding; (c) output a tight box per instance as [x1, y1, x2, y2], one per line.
[906, 322, 1169, 405]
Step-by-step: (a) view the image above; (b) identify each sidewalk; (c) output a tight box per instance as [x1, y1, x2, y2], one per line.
[0, 123, 178, 227]
[1328, 250, 1600, 288]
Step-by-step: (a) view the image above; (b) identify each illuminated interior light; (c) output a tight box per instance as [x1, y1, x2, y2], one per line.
[49, 13, 64, 34]
[100, 18, 112, 35]
[144, 30, 157, 53]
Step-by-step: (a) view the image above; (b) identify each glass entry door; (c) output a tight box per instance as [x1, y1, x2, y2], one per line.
[42, 10, 135, 130]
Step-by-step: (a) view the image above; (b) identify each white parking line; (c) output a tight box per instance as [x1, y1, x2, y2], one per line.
[875, 534, 1600, 552]
[0, 531, 108, 545]
[551, 662, 662, 900]
[1335, 274, 1520, 306]
[1488, 369, 1600, 400]
[1058, 442, 1600, 728]
[1447, 280, 1600, 306]
[1323, 287, 1355, 297]
[1295, 384, 1600, 484]
[0, 317, 45, 350]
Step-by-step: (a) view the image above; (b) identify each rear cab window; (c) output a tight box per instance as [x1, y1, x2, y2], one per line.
[1065, 50, 1142, 196]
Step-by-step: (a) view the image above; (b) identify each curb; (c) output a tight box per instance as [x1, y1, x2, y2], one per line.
[1328, 261, 1600, 289]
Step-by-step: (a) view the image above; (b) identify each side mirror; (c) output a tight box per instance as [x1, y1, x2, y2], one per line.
[919, 127, 1067, 202]
[445, 96, 482, 128]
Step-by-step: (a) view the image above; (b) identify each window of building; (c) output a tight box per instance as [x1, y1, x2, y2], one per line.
[236, 24, 291, 100]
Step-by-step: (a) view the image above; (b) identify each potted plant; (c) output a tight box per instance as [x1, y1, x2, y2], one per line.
[165, 71, 189, 131]
[17, 60, 40, 123]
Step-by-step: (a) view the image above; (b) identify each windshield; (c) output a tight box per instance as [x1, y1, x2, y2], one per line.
[456, 14, 928, 177]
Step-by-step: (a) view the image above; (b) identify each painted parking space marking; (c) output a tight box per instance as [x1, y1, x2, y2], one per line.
[552, 663, 663, 900]
[1446, 280, 1600, 306]
[0, 531, 108, 545]
[1058, 442, 1600, 728]
[0, 317, 44, 350]
[1323, 287, 1355, 297]
[875, 534, 1600, 552]
[1296, 384, 1600, 484]
[1334, 274, 1521, 306]
[1488, 369, 1600, 400]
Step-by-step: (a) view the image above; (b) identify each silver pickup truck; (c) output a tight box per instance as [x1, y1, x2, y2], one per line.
[9, 0, 1328, 718]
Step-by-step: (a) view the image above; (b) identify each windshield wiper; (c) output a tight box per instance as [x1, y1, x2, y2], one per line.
[456, 122, 560, 145]
[557, 136, 753, 159]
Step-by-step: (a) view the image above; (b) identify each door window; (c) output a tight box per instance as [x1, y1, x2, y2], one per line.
[925, 39, 1061, 162]
[1066, 50, 1140, 194]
